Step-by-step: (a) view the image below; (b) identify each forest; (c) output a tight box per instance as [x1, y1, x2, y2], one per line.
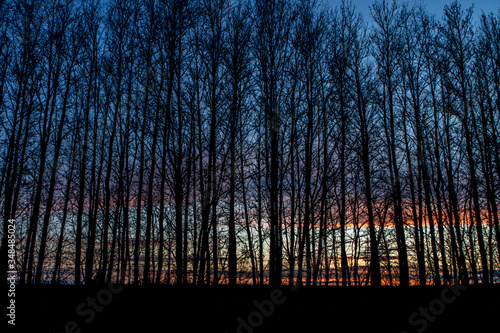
[1, 0, 500, 290]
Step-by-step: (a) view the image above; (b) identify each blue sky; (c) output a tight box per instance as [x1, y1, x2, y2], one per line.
[324, 0, 499, 22]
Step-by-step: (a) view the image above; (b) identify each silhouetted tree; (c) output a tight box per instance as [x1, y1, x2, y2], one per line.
[3, 0, 499, 287]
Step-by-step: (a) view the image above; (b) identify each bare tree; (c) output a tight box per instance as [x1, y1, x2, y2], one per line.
[438, 2, 489, 284]
[346, 2, 382, 286]
[4, 0, 499, 287]
[254, 0, 292, 286]
[371, 0, 410, 286]
[225, 1, 252, 285]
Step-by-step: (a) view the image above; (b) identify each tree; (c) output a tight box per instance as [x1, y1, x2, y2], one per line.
[347, 2, 382, 286]
[254, 0, 292, 286]
[35, 2, 82, 285]
[4, 0, 499, 287]
[371, 0, 410, 287]
[225, 1, 252, 285]
[438, 1, 489, 284]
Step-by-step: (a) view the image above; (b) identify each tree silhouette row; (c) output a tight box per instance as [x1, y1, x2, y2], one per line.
[1, 0, 499, 286]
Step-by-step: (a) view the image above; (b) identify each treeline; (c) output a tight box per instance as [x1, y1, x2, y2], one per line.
[1, 0, 499, 287]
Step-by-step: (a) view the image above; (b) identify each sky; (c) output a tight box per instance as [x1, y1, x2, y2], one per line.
[324, 0, 500, 22]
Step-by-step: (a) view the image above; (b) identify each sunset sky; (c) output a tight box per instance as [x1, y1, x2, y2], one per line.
[4, 0, 499, 289]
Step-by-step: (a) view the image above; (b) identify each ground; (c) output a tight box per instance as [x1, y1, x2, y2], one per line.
[14, 284, 500, 333]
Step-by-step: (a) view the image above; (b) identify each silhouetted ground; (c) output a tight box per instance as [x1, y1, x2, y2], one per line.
[13, 283, 500, 333]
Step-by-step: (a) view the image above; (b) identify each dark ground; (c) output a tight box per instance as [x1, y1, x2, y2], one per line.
[9, 283, 500, 333]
